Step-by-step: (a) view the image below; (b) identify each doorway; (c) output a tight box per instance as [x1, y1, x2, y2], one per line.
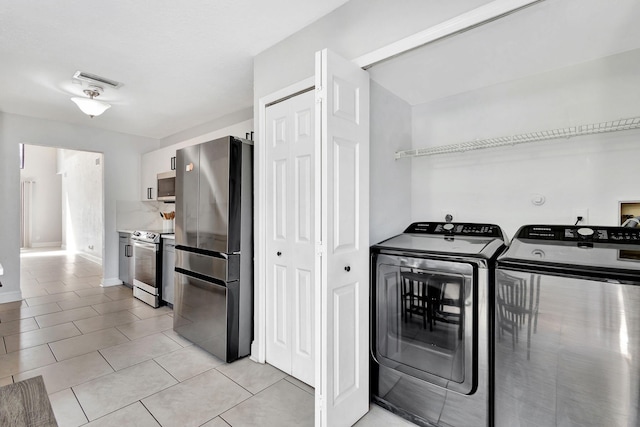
[19, 145, 104, 298]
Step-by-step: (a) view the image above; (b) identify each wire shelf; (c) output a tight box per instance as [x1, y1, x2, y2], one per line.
[395, 116, 640, 159]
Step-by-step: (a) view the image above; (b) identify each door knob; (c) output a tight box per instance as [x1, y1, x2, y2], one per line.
[344, 266, 351, 272]
[277, 251, 282, 256]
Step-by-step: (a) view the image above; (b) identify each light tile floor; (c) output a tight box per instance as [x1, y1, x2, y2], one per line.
[0, 248, 413, 426]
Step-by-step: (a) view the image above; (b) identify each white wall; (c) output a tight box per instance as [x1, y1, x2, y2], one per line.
[161, 119, 254, 153]
[0, 112, 158, 302]
[59, 149, 103, 263]
[254, 2, 640, 245]
[410, 48, 640, 239]
[370, 82, 413, 244]
[254, 1, 493, 243]
[254, 0, 492, 101]
[20, 145, 62, 247]
[159, 108, 253, 149]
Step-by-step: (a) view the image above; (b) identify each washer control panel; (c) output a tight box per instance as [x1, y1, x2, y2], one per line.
[518, 225, 640, 243]
[404, 222, 504, 237]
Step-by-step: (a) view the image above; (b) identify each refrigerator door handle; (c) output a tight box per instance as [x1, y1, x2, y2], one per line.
[175, 266, 227, 288]
[175, 245, 229, 259]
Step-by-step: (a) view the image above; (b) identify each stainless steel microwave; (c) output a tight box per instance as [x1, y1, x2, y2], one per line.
[157, 171, 176, 201]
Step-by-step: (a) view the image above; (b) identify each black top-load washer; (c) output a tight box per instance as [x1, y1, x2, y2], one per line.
[370, 222, 508, 427]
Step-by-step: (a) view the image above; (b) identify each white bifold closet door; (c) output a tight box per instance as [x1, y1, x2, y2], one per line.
[264, 48, 370, 425]
[265, 89, 316, 387]
[315, 48, 370, 427]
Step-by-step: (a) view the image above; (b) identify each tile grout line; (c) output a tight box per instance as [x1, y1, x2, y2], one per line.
[213, 365, 264, 398]
[82, 359, 181, 422]
[70, 385, 90, 425]
[215, 377, 287, 426]
[139, 399, 164, 427]
[6, 321, 85, 354]
[283, 376, 315, 396]
[47, 342, 60, 363]
[217, 413, 233, 426]
[32, 302, 64, 328]
[151, 353, 183, 384]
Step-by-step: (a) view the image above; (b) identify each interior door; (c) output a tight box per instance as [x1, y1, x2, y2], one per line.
[265, 89, 316, 386]
[315, 48, 370, 427]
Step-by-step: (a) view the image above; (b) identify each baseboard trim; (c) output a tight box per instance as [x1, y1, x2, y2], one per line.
[30, 242, 62, 248]
[0, 290, 23, 304]
[77, 252, 103, 266]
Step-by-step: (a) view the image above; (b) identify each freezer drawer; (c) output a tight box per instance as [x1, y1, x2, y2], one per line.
[174, 247, 239, 283]
[173, 269, 243, 362]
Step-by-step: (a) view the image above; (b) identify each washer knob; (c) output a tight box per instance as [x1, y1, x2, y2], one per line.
[577, 228, 594, 237]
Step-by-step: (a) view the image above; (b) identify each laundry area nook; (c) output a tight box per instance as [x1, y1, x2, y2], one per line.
[1, 0, 640, 426]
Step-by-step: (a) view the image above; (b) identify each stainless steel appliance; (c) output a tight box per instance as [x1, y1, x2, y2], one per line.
[118, 232, 133, 286]
[370, 222, 508, 427]
[495, 224, 640, 426]
[173, 135, 253, 363]
[157, 170, 176, 201]
[131, 230, 164, 307]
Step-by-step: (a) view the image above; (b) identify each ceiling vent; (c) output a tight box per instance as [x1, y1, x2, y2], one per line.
[72, 71, 122, 89]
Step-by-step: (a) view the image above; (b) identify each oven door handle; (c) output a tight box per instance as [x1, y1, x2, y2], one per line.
[132, 240, 159, 252]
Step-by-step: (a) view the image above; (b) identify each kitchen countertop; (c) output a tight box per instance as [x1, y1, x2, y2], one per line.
[118, 230, 175, 236]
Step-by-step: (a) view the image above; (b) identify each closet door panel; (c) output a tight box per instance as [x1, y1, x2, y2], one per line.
[316, 48, 370, 427]
[265, 106, 292, 373]
[290, 91, 316, 386]
[265, 89, 316, 387]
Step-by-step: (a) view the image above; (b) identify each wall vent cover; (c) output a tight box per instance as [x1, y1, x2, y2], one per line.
[73, 71, 122, 89]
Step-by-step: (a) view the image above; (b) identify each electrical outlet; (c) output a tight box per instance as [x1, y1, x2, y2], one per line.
[572, 208, 589, 225]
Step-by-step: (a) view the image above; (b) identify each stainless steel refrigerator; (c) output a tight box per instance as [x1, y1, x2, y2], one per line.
[173, 135, 253, 362]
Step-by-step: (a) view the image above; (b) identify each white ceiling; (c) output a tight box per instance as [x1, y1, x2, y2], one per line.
[368, 0, 640, 107]
[0, 0, 349, 139]
[4, 1, 639, 142]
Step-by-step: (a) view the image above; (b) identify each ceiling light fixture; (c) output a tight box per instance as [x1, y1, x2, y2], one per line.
[71, 85, 111, 118]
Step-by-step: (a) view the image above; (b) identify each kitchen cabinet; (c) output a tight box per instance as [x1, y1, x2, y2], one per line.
[118, 232, 133, 286]
[162, 237, 175, 305]
[140, 147, 177, 201]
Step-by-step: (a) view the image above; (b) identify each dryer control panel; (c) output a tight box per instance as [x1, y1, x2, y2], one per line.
[516, 225, 640, 244]
[404, 222, 504, 238]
